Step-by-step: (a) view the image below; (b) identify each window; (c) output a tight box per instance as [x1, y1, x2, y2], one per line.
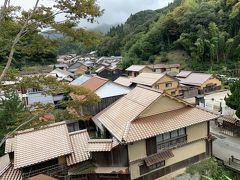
[156, 128, 186, 151]
[165, 83, 172, 88]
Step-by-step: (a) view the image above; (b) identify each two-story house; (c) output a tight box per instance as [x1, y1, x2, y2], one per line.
[176, 71, 222, 94]
[125, 65, 153, 77]
[93, 86, 218, 179]
[131, 72, 180, 96]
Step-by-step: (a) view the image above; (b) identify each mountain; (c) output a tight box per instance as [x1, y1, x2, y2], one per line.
[97, 0, 240, 72]
[89, 24, 116, 34]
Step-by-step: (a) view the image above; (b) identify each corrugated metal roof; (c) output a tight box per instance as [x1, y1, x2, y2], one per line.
[0, 154, 11, 176]
[218, 115, 239, 124]
[126, 107, 218, 143]
[95, 86, 161, 141]
[144, 150, 174, 166]
[5, 137, 15, 153]
[0, 164, 22, 180]
[70, 74, 92, 86]
[14, 121, 73, 169]
[27, 92, 54, 105]
[88, 139, 113, 152]
[81, 76, 108, 91]
[114, 77, 133, 87]
[131, 72, 166, 86]
[95, 66, 105, 73]
[66, 130, 90, 166]
[125, 65, 146, 72]
[95, 81, 130, 98]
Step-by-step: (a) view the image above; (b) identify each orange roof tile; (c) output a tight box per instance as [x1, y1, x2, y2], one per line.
[29, 174, 57, 180]
[88, 139, 113, 152]
[5, 137, 15, 153]
[66, 130, 90, 166]
[144, 150, 174, 166]
[81, 76, 108, 91]
[94, 86, 161, 141]
[125, 107, 218, 143]
[94, 86, 219, 143]
[14, 122, 73, 169]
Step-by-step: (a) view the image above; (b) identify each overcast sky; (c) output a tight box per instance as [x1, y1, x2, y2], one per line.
[8, 0, 173, 28]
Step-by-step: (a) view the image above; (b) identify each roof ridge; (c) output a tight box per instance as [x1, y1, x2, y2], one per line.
[16, 121, 67, 135]
[88, 139, 113, 143]
[69, 129, 88, 136]
[136, 85, 163, 93]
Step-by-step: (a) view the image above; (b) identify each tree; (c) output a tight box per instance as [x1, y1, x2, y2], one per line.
[0, 0, 103, 81]
[0, 90, 28, 154]
[225, 80, 240, 118]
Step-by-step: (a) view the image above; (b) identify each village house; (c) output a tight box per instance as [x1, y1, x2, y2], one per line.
[67, 61, 92, 76]
[176, 71, 222, 94]
[93, 86, 219, 179]
[131, 72, 180, 96]
[148, 64, 180, 74]
[49, 68, 74, 82]
[125, 65, 153, 77]
[71, 75, 130, 115]
[0, 121, 129, 180]
[114, 76, 134, 88]
[95, 66, 123, 81]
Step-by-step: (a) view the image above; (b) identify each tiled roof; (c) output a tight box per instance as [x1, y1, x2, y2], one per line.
[125, 65, 147, 72]
[149, 64, 180, 69]
[88, 139, 113, 152]
[114, 77, 133, 87]
[94, 86, 219, 143]
[0, 164, 22, 180]
[5, 137, 15, 153]
[95, 66, 105, 73]
[0, 154, 11, 176]
[81, 76, 108, 91]
[29, 174, 57, 180]
[131, 72, 166, 86]
[178, 72, 213, 86]
[126, 107, 218, 143]
[176, 71, 192, 78]
[94, 86, 162, 141]
[66, 130, 90, 166]
[218, 115, 239, 124]
[14, 121, 73, 169]
[144, 150, 174, 166]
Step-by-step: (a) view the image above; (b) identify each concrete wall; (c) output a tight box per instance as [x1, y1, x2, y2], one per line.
[139, 96, 185, 118]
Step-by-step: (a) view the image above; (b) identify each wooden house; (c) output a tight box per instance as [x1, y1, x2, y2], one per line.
[131, 72, 180, 96]
[93, 86, 218, 179]
[125, 65, 153, 77]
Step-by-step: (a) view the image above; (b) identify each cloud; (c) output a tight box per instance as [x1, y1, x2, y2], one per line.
[7, 0, 173, 28]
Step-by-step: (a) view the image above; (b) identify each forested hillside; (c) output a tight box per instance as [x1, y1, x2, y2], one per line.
[97, 0, 240, 72]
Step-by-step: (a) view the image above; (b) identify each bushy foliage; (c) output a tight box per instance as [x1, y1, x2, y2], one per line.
[98, 0, 240, 71]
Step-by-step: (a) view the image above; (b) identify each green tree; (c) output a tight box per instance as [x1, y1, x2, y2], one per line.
[0, 0, 103, 81]
[225, 80, 240, 118]
[0, 90, 27, 154]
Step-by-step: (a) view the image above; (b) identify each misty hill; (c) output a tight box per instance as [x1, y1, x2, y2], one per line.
[97, 0, 240, 72]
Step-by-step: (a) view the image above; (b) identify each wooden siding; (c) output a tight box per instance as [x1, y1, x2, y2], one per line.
[139, 96, 186, 118]
[83, 95, 123, 116]
[92, 145, 129, 167]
